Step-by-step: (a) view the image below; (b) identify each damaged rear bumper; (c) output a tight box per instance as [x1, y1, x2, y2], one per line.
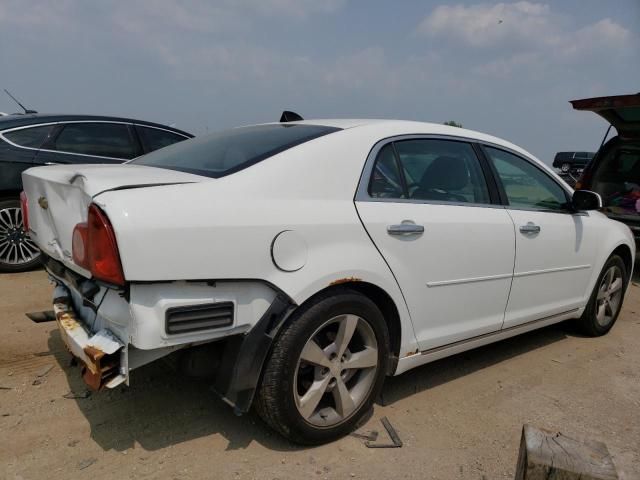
[53, 285, 127, 390]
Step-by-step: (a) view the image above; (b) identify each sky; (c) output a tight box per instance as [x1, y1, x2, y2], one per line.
[0, 0, 638, 163]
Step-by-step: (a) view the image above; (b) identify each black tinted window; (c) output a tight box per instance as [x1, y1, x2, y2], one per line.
[137, 126, 187, 153]
[131, 124, 340, 178]
[485, 147, 567, 210]
[4, 125, 55, 148]
[54, 123, 136, 159]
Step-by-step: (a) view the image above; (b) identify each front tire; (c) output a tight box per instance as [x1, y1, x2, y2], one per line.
[0, 199, 41, 273]
[255, 289, 390, 444]
[578, 254, 627, 337]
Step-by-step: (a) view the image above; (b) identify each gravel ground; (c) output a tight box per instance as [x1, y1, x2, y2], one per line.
[1, 270, 639, 479]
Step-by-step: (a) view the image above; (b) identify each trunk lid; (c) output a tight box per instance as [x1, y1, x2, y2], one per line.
[22, 164, 204, 274]
[571, 93, 640, 138]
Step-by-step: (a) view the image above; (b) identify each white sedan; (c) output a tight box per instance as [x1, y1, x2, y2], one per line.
[22, 117, 634, 444]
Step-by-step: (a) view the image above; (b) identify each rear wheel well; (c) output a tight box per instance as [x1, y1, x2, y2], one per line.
[297, 282, 402, 373]
[612, 244, 633, 284]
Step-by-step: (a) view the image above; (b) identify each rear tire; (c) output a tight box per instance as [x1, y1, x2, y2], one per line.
[0, 198, 41, 273]
[578, 255, 627, 337]
[255, 289, 389, 445]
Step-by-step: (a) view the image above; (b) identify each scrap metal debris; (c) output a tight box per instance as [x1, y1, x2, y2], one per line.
[32, 364, 55, 385]
[77, 458, 97, 470]
[36, 364, 54, 377]
[63, 390, 91, 399]
[364, 417, 403, 448]
[351, 430, 378, 442]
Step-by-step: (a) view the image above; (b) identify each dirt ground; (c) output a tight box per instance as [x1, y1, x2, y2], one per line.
[1, 270, 639, 480]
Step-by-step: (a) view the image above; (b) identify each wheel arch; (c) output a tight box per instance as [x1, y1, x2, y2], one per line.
[291, 280, 403, 375]
[611, 243, 633, 285]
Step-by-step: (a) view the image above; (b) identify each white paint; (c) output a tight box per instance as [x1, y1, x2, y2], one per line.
[23, 119, 636, 381]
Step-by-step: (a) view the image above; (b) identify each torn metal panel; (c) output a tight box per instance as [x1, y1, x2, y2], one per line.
[53, 285, 125, 390]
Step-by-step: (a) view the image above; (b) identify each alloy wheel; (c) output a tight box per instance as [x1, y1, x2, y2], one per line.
[595, 265, 623, 327]
[0, 206, 39, 267]
[294, 314, 379, 427]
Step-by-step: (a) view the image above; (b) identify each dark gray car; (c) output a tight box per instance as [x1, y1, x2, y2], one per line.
[0, 114, 192, 272]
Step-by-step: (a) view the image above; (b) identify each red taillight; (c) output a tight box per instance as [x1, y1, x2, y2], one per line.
[72, 204, 125, 286]
[20, 191, 29, 232]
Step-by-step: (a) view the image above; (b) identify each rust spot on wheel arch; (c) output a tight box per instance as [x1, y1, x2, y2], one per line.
[329, 277, 362, 286]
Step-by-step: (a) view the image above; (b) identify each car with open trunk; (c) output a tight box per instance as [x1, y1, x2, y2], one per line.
[573, 93, 640, 244]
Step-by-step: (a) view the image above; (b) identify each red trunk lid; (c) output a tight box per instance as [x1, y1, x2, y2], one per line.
[571, 93, 640, 138]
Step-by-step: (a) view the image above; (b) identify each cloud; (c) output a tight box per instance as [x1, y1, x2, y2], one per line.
[0, 0, 75, 28]
[417, 2, 555, 48]
[560, 18, 632, 58]
[231, 0, 346, 18]
[417, 1, 632, 56]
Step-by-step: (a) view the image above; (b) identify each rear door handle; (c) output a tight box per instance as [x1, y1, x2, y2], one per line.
[387, 223, 425, 235]
[519, 222, 541, 234]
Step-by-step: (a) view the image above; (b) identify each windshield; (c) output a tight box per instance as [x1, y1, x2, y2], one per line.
[130, 123, 341, 178]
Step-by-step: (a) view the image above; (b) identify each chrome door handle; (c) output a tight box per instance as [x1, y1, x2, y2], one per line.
[44, 162, 59, 165]
[519, 222, 541, 234]
[387, 223, 425, 235]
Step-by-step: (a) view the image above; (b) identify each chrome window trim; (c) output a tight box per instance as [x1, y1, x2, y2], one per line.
[355, 133, 503, 210]
[133, 123, 190, 139]
[0, 122, 59, 150]
[0, 120, 189, 161]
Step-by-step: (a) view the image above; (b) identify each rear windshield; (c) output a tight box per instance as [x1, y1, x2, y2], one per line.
[592, 145, 640, 212]
[130, 123, 341, 178]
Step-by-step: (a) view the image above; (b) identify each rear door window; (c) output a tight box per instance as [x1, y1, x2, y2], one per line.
[369, 139, 491, 204]
[136, 126, 188, 153]
[3, 125, 55, 148]
[53, 123, 136, 159]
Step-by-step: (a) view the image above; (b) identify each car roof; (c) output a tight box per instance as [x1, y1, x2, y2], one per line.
[277, 118, 536, 158]
[0, 113, 192, 136]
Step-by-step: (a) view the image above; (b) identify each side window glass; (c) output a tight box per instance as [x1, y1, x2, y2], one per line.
[394, 139, 490, 204]
[137, 126, 187, 153]
[54, 123, 136, 159]
[369, 144, 404, 198]
[3, 125, 55, 148]
[485, 147, 567, 211]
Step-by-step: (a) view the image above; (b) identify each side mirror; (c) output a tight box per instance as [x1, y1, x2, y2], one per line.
[572, 190, 602, 211]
